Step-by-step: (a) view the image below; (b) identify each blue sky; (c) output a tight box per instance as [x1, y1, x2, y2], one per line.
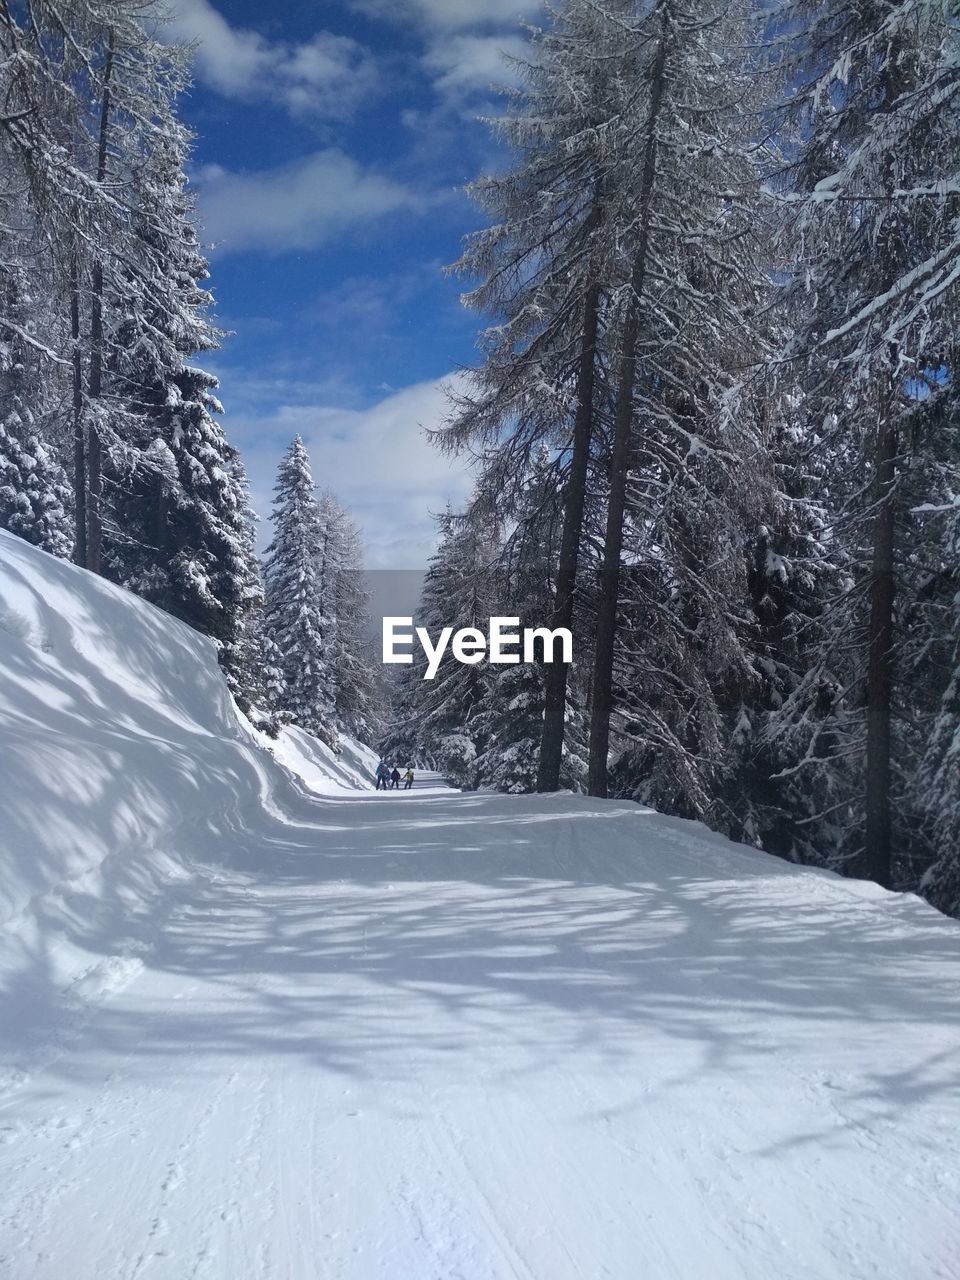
[166, 0, 543, 567]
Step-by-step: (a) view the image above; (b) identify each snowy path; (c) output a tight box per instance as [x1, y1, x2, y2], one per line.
[2, 787, 959, 1280]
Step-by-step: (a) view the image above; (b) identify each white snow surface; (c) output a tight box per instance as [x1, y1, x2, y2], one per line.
[271, 725, 448, 799]
[1, 528, 959, 1280]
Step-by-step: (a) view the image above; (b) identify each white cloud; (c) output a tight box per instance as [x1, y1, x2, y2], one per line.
[225, 377, 474, 569]
[352, 0, 543, 31]
[168, 0, 377, 118]
[196, 151, 424, 255]
[352, 0, 536, 105]
[423, 32, 527, 98]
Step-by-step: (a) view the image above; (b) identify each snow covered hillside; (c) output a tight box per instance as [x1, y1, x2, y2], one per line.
[1, 531, 959, 1280]
[0, 528, 377, 934]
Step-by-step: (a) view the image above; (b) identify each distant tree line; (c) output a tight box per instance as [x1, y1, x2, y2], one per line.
[0, 0, 379, 748]
[383, 0, 960, 919]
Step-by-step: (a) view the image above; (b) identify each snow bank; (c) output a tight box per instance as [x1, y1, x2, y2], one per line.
[268, 723, 379, 795]
[0, 530, 369, 957]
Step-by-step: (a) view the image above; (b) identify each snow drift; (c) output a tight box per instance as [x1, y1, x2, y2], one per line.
[0, 529, 374, 956]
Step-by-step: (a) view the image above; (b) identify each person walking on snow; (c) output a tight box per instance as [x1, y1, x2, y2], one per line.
[404, 768, 414, 790]
[374, 761, 388, 790]
[390, 766, 401, 790]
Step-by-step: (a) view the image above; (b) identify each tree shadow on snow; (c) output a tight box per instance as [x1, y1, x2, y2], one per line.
[3, 779, 958, 1164]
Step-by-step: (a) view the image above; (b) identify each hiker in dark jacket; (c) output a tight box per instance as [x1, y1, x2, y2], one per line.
[390, 766, 401, 790]
[374, 761, 388, 790]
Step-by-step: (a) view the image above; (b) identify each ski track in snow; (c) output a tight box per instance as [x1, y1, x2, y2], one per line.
[1, 786, 959, 1279]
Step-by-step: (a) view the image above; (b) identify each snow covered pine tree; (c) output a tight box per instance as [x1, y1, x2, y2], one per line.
[0, 262, 72, 557]
[103, 98, 262, 705]
[263, 437, 338, 748]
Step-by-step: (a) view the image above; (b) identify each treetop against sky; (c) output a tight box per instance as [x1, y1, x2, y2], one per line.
[169, 0, 537, 567]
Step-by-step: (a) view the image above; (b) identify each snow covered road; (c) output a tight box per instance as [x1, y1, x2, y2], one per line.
[2, 787, 959, 1280]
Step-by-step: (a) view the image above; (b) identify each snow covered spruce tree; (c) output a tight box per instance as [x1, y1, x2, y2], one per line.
[102, 101, 263, 705]
[437, 0, 631, 792]
[773, 0, 960, 888]
[263, 437, 338, 748]
[227, 488, 287, 734]
[0, 251, 72, 556]
[717, 378, 857, 860]
[318, 490, 381, 746]
[0, 415, 72, 556]
[214, 452, 270, 710]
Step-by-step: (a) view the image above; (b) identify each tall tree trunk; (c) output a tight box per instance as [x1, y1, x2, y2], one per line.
[536, 277, 601, 792]
[864, 408, 897, 888]
[70, 254, 86, 568]
[862, 45, 908, 888]
[587, 21, 669, 798]
[85, 28, 114, 575]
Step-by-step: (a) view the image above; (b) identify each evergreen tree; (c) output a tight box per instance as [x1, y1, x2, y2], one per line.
[0, 259, 72, 556]
[0, 414, 72, 556]
[263, 437, 337, 747]
[215, 450, 269, 708]
[99, 97, 264, 704]
[241, 608, 289, 737]
[721, 382, 856, 861]
[320, 491, 381, 746]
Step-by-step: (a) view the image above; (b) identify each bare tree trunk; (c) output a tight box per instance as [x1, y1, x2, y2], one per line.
[861, 46, 907, 888]
[85, 28, 114, 575]
[585, 327, 635, 797]
[587, 22, 669, 798]
[536, 277, 601, 792]
[864, 409, 897, 887]
[86, 270, 104, 572]
[70, 255, 86, 567]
